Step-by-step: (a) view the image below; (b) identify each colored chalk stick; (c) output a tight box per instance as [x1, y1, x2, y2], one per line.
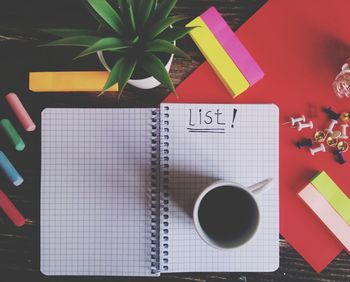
[186, 17, 249, 97]
[6, 93, 36, 132]
[29, 71, 119, 92]
[0, 189, 26, 227]
[201, 7, 264, 85]
[0, 119, 25, 151]
[311, 171, 350, 225]
[0, 151, 23, 186]
[299, 184, 350, 252]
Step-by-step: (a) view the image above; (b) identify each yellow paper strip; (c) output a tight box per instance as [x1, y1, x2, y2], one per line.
[311, 171, 350, 225]
[29, 71, 118, 92]
[186, 17, 249, 97]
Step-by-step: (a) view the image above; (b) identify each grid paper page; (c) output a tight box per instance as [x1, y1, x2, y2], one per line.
[41, 108, 158, 276]
[160, 103, 279, 272]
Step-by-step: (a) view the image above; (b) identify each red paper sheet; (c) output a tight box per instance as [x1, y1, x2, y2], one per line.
[165, 0, 350, 272]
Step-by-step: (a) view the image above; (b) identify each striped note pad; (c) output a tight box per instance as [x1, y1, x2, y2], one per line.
[201, 7, 264, 86]
[186, 7, 263, 98]
[299, 172, 350, 253]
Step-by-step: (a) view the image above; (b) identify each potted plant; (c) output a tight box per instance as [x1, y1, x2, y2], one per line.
[42, 0, 194, 95]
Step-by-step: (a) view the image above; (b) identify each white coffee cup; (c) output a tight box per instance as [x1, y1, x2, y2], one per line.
[193, 178, 273, 250]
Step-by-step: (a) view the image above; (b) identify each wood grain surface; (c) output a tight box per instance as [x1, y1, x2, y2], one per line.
[0, 0, 349, 281]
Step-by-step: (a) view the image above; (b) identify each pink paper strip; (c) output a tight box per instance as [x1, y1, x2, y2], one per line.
[201, 7, 264, 85]
[299, 184, 350, 253]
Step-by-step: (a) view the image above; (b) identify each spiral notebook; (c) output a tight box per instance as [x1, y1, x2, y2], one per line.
[41, 103, 279, 276]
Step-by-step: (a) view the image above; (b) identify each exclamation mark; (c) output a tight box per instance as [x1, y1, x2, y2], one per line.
[231, 109, 238, 128]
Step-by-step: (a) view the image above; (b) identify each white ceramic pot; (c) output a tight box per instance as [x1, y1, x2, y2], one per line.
[97, 51, 174, 90]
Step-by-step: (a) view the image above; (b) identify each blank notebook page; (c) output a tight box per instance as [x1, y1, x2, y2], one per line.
[41, 108, 157, 276]
[160, 103, 279, 272]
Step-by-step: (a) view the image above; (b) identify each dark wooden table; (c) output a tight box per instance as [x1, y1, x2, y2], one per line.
[0, 1, 349, 281]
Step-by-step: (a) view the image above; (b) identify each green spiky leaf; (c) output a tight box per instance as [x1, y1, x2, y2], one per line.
[126, 1, 136, 33]
[157, 26, 195, 41]
[41, 35, 100, 47]
[75, 37, 129, 59]
[102, 56, 136, 94]
[116, 0, 127, 16]
[86, 0, 123, 34]
[42, 28, 101, 38]
[146, 15, 188, 40]
[116, 0, 138, 34]
[141, 52, 176, 94]
[146, 39, 190, 59]
[151, 0, 158, 15]
[138, 0, 155, 27]
[154, 0, 177, 19]
[128, 0, 140, 16]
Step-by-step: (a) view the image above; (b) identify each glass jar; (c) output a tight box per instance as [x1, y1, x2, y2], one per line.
[333, 59, 350, 98]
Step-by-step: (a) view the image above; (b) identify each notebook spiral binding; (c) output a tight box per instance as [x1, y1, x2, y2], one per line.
[161, 106, 170, 271]
[150, 109, 159, 275]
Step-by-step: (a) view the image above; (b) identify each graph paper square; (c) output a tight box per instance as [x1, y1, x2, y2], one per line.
[40, 108, 159, 276]
[159, 103, 279, 272]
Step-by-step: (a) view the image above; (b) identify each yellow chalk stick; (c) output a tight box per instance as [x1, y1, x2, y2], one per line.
[29, 71, 118, 92]
[186, 17, 249, 97]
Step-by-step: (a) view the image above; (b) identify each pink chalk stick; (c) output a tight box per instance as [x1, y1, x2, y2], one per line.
[201, 7, 264, 85]
[0, 189, 26, 227]
[6, 93, 36, 132]
[299, 184, 350, 253]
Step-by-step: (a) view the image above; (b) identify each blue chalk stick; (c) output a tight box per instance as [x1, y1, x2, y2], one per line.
[0, 151, 23, 186]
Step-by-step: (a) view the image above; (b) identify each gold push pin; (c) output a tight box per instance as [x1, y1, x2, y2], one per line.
[337, 141, 349, 153]
[340, 112, 350, 123]
[330, 130, 341, 139]
[326, 136, 338, 147]
[314, 130, 326, 143]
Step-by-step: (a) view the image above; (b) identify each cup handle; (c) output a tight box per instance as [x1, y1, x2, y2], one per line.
[247, 178, 274, 196]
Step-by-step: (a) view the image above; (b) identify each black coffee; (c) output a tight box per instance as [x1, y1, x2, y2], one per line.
[198, 186, 259, 246]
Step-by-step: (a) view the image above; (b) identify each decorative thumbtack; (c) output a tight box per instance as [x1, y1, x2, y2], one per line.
[297, 121, 313, 131]
[291, 107, 349, 164]
[325, 119, 338, 134]
[330, 130, 341, 139]
[283, 115, 306, 127]
[314, 130, 326, 142]
[340, 124, 349, 139]
[340, 112, 350, 123]
[296, 139, 313, 149]
[335, 150, 347, 165]
[337, 141, 349, 153]
[324, 107, 341, 120]
[309, 143, 326, 156]
[326, 136, 338, 147]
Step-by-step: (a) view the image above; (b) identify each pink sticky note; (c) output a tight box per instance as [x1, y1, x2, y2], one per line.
[201, 7, 264, 86]
[299, 184, 350, 253]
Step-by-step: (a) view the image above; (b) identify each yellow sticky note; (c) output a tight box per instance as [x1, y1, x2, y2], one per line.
[311, 171, 350, 225]
[29, 71, 118, 92]
[186, 17, 249, 97]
